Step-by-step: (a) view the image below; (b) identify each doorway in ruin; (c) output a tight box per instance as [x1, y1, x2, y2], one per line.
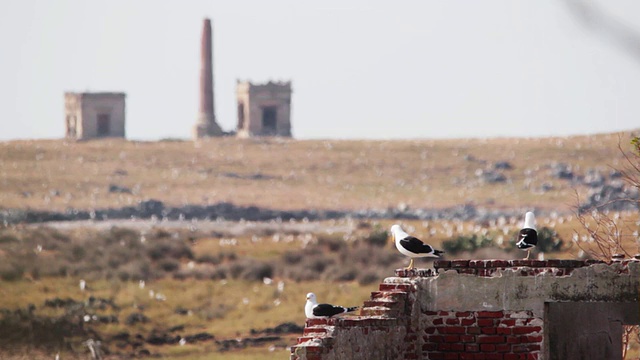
[545, 302, 640, 360]
[237, 103, 245, 130]
[97, 114, 111, 137]
[262, 106, 277, 134]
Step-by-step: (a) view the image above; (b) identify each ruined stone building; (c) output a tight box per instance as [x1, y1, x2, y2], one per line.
[291, 259, 640, 360]
[236, 80, 292, 138]
[193, 18, 224, 138]
[64, 92, 126, 140]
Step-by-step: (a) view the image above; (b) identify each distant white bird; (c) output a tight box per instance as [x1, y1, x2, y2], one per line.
[79, 279, 86, 291]
[305, 293, 358, 318]
[516, 211, 538, 259]
[390, 224, 444, 270]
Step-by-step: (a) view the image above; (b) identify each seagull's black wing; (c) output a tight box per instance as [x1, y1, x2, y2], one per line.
[313, 303, 357, 317]
[399, 236, 435, 254]
[516, 228, 538, 249]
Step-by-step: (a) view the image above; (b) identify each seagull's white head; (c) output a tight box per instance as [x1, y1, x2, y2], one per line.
[390, 224, 408, 241]
[306, 292, 317, 304]
[523, 212, 536, 230]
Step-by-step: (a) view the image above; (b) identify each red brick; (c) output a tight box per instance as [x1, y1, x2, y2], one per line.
[527, 353, 539, 360]
[512, 327, 541, 335]
[440, 326, 466, 334]
[303, 327, 327, 335]
[510, 260, 534, 267]
[467, 327, 481, 334]
[461, 318, 476, 326]
[481, 327, 496, 335]
[506, 336, 520, 344]
[452, 259, 471, 268]
[478, 335, 505, 344]
[451, 343, 465, 351]
[478, 319, 495, 327]
[519, 335, 543, 343]
[478, 311, 504, 318]
[478, 269, 495, 276]
[496, 327, 512, 335]
[422, 343, 437, 351]
[460, 335, 476, 343]
[480, 344, 496, 352]
[503, 355, 521, 360]
[496, 344, 511, 352]
[500, 319, 516, 326]
[444, 335, 460, 343]
[425, 327, 437, 334]
[440, 311, 452, 316]
[465, 343, 479, 352]
[305, 318, 331, 327]
[405, 334, 418, 342]
[485, 355, 504, 360]
[430, 335, 444, 343]
[512, 344, 541, 353]
[405, 353, 418, 359]
[446, 318, 461, 325]
[425, 311, 439, 316]
[458, 268, 478, 275]
[433, 318, 444, 325]
[490, 260, 510, 268]
[444, 353, 459, 360]
[379, 283, 413, 292]
[460, 354, 475, 360]
[469, 260, 491, 268]
[456, 311, 472, 317]
[434, 260, 451, 269]
[438, 343, 452, 351]
[430, 354, 445, 360]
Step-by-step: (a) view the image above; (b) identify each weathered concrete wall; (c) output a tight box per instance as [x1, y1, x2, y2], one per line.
[291, 260, 640, 360]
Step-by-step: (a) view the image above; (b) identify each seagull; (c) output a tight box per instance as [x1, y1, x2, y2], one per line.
[390, 224, 444, 270]
[516, 211, 538, 259]
[305, 293, 358, 318]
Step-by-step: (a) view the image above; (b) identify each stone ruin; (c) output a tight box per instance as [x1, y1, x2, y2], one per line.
[236, 80, 292, 138]
[291, 259, 640, 360]
[64, 92, 126, 140]
[193, 18, 293, 139]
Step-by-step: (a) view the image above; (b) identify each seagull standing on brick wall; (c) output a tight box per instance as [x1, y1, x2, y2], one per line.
[391, 224, 444, 270]
[516, 211, 538, 259]
[305, 293, 358, 318]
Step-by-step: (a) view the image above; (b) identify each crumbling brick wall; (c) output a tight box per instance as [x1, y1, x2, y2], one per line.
[291, 259, 640, 360]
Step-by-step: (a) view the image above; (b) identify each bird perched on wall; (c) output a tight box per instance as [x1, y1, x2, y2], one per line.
[516, 211, 538, 259]
[305, 293, 358, 318]
[390, 224, 444, 270]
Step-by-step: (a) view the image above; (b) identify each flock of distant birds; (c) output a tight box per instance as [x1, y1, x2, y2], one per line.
[305, 211, 538, 318]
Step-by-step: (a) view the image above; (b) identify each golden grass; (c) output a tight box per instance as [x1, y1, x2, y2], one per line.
[0, 132, 635, 213]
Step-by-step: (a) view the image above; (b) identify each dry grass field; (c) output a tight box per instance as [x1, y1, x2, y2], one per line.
[0, 132, 636, 213]
[1, 132, 639, 359]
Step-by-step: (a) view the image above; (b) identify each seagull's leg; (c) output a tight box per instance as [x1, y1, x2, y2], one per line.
[405, 258, 414, 270]
[524, 249, 531, 260]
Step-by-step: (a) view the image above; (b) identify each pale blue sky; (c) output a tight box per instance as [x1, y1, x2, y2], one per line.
[1, 0, 639, 141]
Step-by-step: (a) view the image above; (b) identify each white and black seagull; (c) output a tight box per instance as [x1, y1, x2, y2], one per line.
[390, 224, 444, 270]
[305, 293, 358, 319]
[516, 211, 538, 259]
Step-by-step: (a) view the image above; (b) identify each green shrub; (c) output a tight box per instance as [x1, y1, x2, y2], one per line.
[442, 234, 495, 255]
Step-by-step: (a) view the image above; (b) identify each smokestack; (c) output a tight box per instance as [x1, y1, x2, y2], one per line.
[194, 18, 223, 138]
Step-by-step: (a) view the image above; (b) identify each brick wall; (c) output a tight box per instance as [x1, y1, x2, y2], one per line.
[290, 259, 640, 360]
[423, 310, 542, 359]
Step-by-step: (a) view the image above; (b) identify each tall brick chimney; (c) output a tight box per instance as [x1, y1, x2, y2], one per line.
[193, 18, 223, 138]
